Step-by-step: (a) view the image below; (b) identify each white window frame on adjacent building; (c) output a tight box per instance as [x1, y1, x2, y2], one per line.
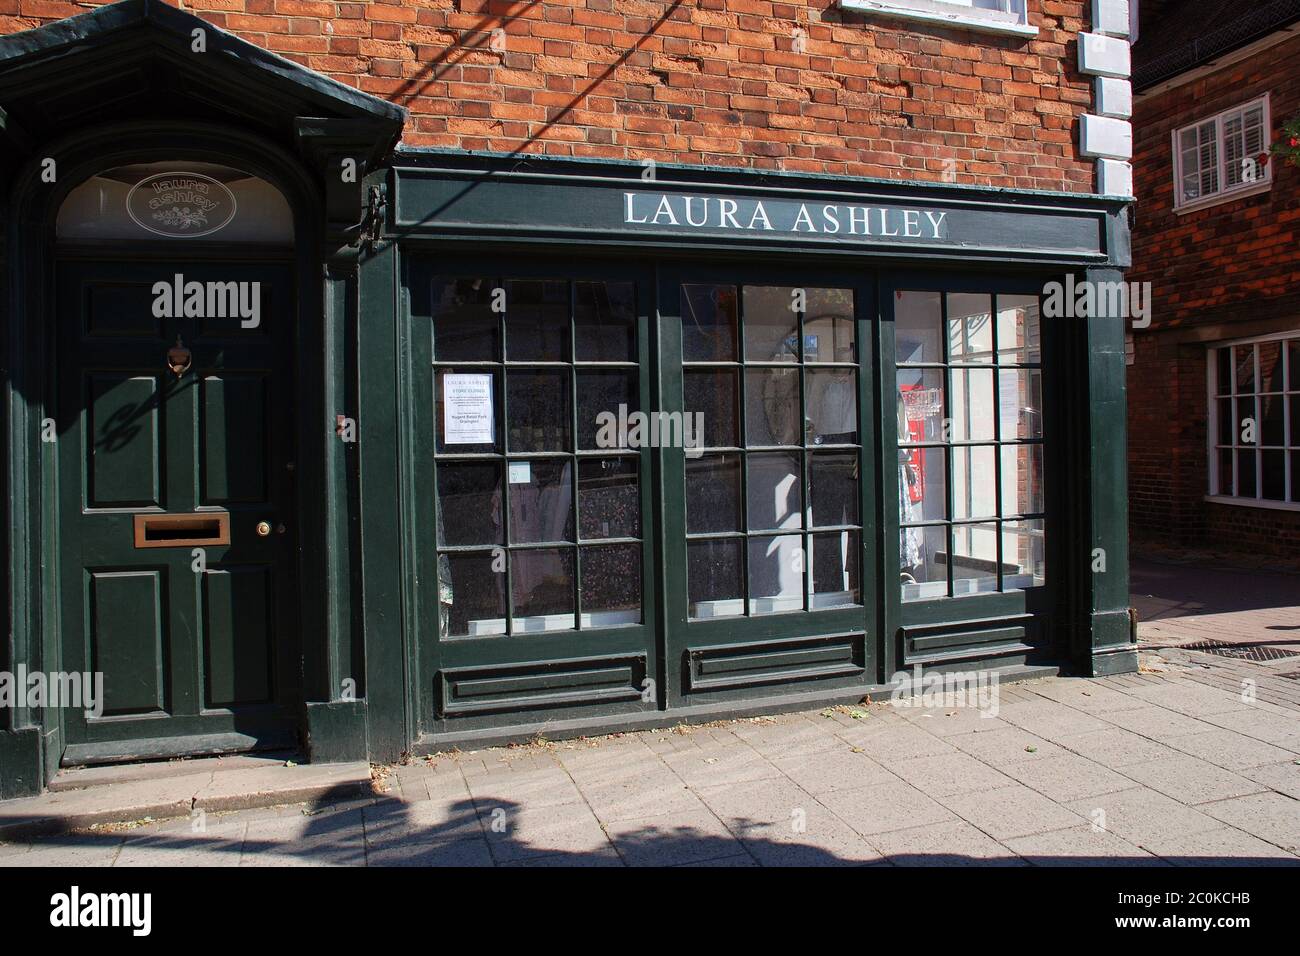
[838, 0, 1036, 38]
[1206, 330, 1300, 512]
[1172, 94, 1273, 214]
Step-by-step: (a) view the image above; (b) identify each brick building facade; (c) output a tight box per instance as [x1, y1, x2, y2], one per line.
[0, 0, 1138, 796]
[1, 0, 1099, 189]
[1127, 0, 1300, 562]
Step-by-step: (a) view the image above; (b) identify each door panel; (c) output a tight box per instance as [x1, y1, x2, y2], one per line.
[87, 374, 162, 507]
[202, 565, 274, 708]
[57, 258, 299, 762]
[87, 568, 168, 716]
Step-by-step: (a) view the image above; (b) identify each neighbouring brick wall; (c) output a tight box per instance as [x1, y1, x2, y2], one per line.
[0, 0, 1099, 190]
[1128, 34, 1300, 328]
[1126, 37, 1300, 559]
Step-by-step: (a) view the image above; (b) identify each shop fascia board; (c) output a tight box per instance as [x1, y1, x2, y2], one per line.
[386, 158, 1129, 269]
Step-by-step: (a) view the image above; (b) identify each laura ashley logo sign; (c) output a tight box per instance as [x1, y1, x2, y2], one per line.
[623, 191, 949, 240]
[127, 171, 237, 238]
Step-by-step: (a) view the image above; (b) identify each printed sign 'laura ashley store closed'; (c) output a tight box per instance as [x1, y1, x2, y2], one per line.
[624, 192, 950, 239]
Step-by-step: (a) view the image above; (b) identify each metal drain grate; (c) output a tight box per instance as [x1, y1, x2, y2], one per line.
[1180, 640, 1300, 663]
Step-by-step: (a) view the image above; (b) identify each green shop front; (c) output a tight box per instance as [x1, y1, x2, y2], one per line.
[0, 2, 1136, 798]
[374, 154, 1137, 759]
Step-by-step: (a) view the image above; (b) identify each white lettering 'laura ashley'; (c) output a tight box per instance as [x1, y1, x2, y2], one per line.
[624, 193, 948, 240]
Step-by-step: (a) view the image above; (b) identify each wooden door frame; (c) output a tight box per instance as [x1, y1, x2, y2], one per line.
[4, 121, 328, 780]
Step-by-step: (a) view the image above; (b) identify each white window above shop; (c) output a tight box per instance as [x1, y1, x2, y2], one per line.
[838, 0, 1036, 38]
[1207, 332, 1300, 511]
[1173, 95, 1272, 214]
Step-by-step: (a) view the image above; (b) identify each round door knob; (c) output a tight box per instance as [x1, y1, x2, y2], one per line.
[256, 521, 272, 537]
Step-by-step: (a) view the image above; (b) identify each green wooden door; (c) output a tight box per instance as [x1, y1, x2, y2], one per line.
[56, 258, 300, 764]
[658, 264, 880, 707]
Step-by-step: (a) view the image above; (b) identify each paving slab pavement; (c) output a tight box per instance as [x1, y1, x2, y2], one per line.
[3, 556, 1299, 866]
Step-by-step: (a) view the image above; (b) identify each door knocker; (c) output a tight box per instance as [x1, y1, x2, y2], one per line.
[167, 335, 192, 378]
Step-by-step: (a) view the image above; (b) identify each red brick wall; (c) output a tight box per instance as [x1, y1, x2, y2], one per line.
[0, 0, 1098, 190]
[1127, 35, 1300, 558]
[1128, 34, 1300, 329]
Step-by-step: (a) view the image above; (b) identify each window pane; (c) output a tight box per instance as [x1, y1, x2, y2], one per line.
[682, 284, 738, 361]
[1261, 392, 1285, 446]
[1232, 397, 1252, 444]
[807, 369, 857, 444]
[742, 286, 800, 363]
[999, 368, 1043, 439]
[580, 544, 641, 625]
[895, 291, 942, 363]
[1217, 398, 1233, 446]
[953, 445, 997, 520]
[511, 548, 575, 630]
[748, 451, 803, 532]
[1234, 345, 1255, 393]
[1237, 449, 1257, 497]
[1002, 519, 1045, 590]
[440, 551, 506, 637]
[901, 445, 946, 522]
[1293, 452, 1300, 502]
[804, 288, 855, 363]
[578, 369, 637, 450]
[810, 451, 859, 527]
[748, 534, 803, 615]
[950, 368, 995, 441]
[996, 295, 1041, 364]
[688, 538, 743, 619]
[506, 279, 569, 362]
[947, 293, 993, 363]
[686, 453, 741, 533]
[575, 281, 636, 362]
[508, 459, 573, 544]
[745, 368, 801, 446]
[1289, 341, 1299, 391]
[951, 523, 998, 595]
[1000, 444, 1045, 516]
[901, 525, 946, 601]
[1291, 395, 1300, 445]
[1217, 448, 1234, 496]
[578, 457, 640, 540]
[898, 367, 945, 442]
[1223, 111, 1246, 187]
[1259, 341, 1284, 393]
[1262, 450, 1286, 501]
[433, 277, 498, 362]
[437, 462, 503, 546]
[1198, 121, 1219, 196]
[436, 368, 499, 453]
[810, 531, 860, 608]
[1216, 348, 1231, 395]
[684, 368, 738, 447]
[507, 369, 571, 452]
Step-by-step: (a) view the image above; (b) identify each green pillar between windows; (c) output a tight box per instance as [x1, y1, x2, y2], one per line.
[1075, 266, 1138, 676]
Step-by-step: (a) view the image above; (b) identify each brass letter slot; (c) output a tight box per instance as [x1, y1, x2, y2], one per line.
[133, 512, 231, 548]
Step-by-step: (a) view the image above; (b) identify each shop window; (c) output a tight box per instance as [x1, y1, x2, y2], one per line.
[897, 291, 1046, 601]
[433, 278, 644, 637]
[1207, 334, 1300, 509]
[1172, 95, 1271, 212]
[683, 285, 862, 619]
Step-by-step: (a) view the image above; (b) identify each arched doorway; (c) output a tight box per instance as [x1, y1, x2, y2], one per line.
[53, 160, 302, 764]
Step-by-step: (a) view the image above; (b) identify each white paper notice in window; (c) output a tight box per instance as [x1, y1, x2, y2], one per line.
[443, 373, 494, 444]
